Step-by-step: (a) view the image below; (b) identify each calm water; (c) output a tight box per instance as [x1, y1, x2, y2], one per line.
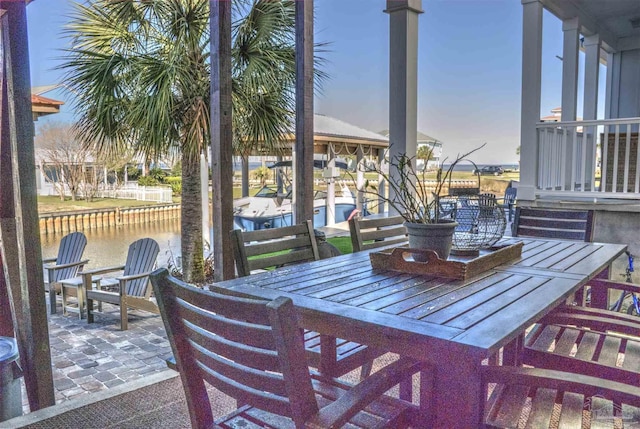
[40, 219, 183, 269]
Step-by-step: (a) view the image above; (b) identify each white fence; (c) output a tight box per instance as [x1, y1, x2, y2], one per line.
[98, 184, 173, 202]
[536, 117, 640, 199]
[38, 181, 173, 203]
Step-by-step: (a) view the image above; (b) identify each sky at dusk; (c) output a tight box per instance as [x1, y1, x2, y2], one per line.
[25, 0, 606, 164]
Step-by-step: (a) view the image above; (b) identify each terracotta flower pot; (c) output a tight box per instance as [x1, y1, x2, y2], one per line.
[404, 220, 458, 260]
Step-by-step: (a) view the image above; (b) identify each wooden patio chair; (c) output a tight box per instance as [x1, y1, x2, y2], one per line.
[512, 207, 594, 241]
[149, 268, 425, 429]
[506, 208, 640, 384]
[82, 238, 160, 330]
[495, 187, 517, 222]
[521, 304, 640, 386]
[348, 215, 407, 252]
[230, 221, 382, 380]
[43, 231, 88, 315]
[482, 365, 640, 428]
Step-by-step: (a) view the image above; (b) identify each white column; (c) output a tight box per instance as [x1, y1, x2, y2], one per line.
[518, 0, 543, 201]
[377, 148, 387, 213]
[561, 18, 580, 189]
[605, 51, 618, 119]
[201, 153, 211, 250]
[583, 35, 600, 189]
[356, 145, 365, 213]
[326, 146, 336, 226]
[385, 0, 423, 214]
[604, 52, 612, 120]
[561, 18, 580, 121]
[583, 35, 600, 120]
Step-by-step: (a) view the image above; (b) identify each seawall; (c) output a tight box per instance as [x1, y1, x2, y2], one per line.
[39, 204, 181, 235]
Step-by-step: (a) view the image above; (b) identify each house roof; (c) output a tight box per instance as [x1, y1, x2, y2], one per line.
[378, 129, 441, 143]
[31, 93, 64, 120]
[314, 114, 388, 144]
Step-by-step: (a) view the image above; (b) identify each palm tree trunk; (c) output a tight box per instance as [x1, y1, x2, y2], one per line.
[181, 150, 204, 283]
[241, 154, 249, 197]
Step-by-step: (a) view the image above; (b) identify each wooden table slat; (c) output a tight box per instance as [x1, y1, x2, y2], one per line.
[453, 276, 589, 351]
[421, 273, 534, 325]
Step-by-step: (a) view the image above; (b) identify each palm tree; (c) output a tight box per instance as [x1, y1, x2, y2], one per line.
[417, 144, 434, 171]
[60, 0, 304, 282]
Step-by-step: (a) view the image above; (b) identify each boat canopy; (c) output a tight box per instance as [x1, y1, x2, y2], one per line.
[268, 160, 349, 170]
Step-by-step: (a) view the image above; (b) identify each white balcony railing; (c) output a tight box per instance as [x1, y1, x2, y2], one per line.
[536, 117, 640, 199]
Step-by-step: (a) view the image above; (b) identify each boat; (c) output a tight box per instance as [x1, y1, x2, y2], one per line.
[233, 182, 360, 231]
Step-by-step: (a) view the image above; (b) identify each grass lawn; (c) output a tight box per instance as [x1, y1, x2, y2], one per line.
[37, 196, 171, 214]
[247, 236, 354, 268]
[327, 236, 353, 255]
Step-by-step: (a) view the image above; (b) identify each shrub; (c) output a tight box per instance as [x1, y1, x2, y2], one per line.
[127, 166, 141, 181]
[252, 166, 271, 186]
[165, 176, 182, 195]
[138, 176, 160, 186]
[149, 167, 167, 183]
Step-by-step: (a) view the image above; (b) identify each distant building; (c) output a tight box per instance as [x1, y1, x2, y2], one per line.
[540, 107, 582, 131]
[31, 93, 64, 121]
[540, 106, 562, 123]
[378, 129, 443, 170]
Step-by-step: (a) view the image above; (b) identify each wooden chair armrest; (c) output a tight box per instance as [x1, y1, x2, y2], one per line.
[589, 278, 640, 295]
[542, 306, 640, 336]
[42, 256, 57, 263]
[117, 271, 153, 282]
[481, 365, 640, 407]
[44, 259, 89, 271]
[80, 265, 126, 276]
[305, 357, 424, 429]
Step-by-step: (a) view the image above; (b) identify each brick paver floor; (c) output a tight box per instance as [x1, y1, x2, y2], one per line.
[21, 301, 172, 413]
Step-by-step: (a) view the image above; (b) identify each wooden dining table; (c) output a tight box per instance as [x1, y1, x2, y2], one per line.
[212, 237, 626, 427]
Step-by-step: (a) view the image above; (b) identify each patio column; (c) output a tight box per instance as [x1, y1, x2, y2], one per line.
[561, 18, 580, 122]
[356, 145, 365, 214]
[210, 0, 235, 281]
[385, 0, 423, 214]
[377, 148, 387, 213]
[519, 0, 543, 201]
[583, 35, 600, 189]
[604, 51, 617, 119]
[201, 153, 211, 249]
[293, 0, 314, 225]
[326, 145, 336, 226]
[583, 35, 600, 121]
[0, 1, 55, 409]
[276, 155, 284, 193]
[561, 18, 580, 189]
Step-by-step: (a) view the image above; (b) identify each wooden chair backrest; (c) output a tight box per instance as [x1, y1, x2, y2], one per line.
[53, 232, 87, 282]
[123, 238, 159, 297]
[348, 215, 407, 252]
[513, 207, 594, 242]
[230, 220, 319, 277]
[478, 193, 498, 218]
[503, 187, 517, 204]
[150, 268, 318, 429]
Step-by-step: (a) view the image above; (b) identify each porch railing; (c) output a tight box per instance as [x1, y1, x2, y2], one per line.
[536, 117, 640, 199]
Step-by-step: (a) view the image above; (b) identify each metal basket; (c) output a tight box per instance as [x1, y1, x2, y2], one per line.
[439, 193, 507, 254]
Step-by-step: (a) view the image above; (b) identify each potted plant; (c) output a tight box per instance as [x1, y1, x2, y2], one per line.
[363, 144, 485, 260]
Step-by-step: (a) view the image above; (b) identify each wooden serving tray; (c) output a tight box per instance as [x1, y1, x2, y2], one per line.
[369, 241, 524, 280]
